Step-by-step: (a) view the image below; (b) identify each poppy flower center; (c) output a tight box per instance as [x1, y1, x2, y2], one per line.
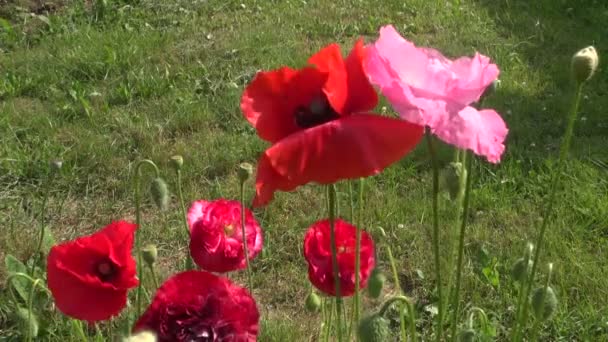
[223, 224, 235, 236]
[181, 324, 214, 341]
[95, 259, 117, 282]
[294, 94, 339, 129]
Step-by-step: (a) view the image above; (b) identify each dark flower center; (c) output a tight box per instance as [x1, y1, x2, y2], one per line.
[294, 94, 339, 129]
[178, 323, 215, 342]
[95, 259, 118, 282]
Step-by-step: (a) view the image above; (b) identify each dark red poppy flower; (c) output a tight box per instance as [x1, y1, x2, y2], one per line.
[242, 39, 424, 207]
[303, 219, 375, 297]
[47, 221, 139, 322]
[133, 271, 259, 342]
[187, 199, 263, 273]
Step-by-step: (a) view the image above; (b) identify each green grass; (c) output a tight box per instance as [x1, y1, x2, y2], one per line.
[1, 0, 607, 340]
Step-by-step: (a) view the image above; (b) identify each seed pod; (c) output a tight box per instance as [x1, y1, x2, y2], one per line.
[510, 257, 532, 283]
[458, 328, 477, 342]
[304, 292, 321, 313]
[367, 268, 386, 299]
[571, 46, 599, 83]
[150, 177, 169, 211]
[531, 286, 558, 321]
[357, 313, 390, 342]
[142, 244, 158, 266]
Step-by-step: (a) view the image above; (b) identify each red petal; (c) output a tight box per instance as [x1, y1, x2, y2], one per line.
[308, 43, 348, 115]
[241, 67, 327, 143]
[344, 39, 378, 113]
[252, 114, 424, 206]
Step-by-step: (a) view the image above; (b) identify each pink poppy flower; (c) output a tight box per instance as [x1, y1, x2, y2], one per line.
[187, 199, 263, 273]
[366, 25, 508, 163]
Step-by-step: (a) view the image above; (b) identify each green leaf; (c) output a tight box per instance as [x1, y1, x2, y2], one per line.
[5, 254, 30, 302]
[15, 307, 39, 338]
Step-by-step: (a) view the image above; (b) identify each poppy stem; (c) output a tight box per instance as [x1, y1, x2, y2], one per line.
[174, 167, 194, 270]
[351, 178, 363, 341]
[512, 83, 583, 342]
[30, 166, 57, 276]
[529, 264, 554, 341]
[240, 180, 254, 293]
[386, 242, 414, 341]
[132, 159, 160, 318]
[449, 150, 474, 341]
[148, 263, 160, 290]
[425, 131, 444, 340]
[327, 184, 343, 342]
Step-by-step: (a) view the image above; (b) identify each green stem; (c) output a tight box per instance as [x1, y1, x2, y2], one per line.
[512, 84, 583, 342]
[240, 180, 254, 293]
[148, 264, 160, 290]
[426, 131, 444, 340]
[327, 184, 343, 342]
[449, 151, 474, 341]
[25, 279, 41, 342]
[30, 170, 55, 275]
[378, 295, 417, 342]
[387, 244, 416, 342]
[512, 244, 533, 340]
[175, 169, 194, 270]
[352, 180, 363, 341]
[133, 159, 160, 318]
[529, 264, 554, 341]
[325, 298, 334, 342]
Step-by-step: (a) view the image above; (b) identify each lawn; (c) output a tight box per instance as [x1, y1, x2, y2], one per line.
[1, 0, 607, 340]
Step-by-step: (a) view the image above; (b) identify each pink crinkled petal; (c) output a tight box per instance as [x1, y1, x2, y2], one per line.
[447, 53, 499, 105]
[431, 107, 508, 163]
[187, 200, 210, 232]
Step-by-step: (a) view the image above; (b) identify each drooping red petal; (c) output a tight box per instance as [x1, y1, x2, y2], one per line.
[343, 39, 378, 114]
[252, 114, 424, 206]
[308, 43, 348, 115]
[241, 66, 327, 143]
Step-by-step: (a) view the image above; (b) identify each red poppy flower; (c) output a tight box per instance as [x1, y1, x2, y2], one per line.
[242, 39, 424, 207]
[303, 219, 375, 297]
[47, 221, 139, 322]
[133, 271, 259, 342]
[188, 199, 263, 273]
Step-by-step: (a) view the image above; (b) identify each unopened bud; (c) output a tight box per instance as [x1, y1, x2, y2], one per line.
[510, 257, 532, 283]
[357, 313, 390, 342]
[50, 159, 63, 172]
[304, 292, 321, 313]
[442, 162, 465, 200]
[238, 162, 253, 183]
[571, 46, 598, 83]
[124, 330, 157, 342]
[458, 329, 476, 342]
[150, 177, 169, 211]
[169, 155, 183, 171]
[531, 286, 558, 321]
[367, 268, 386, 299]
[142, 244, 158, 266]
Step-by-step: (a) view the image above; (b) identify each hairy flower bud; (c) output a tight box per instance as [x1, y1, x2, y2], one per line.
[304, 292, 321, 313]
[571, 46, 599, 83]
[442, 162, 465, 200]
[531, 286, 558, 321]
[510, 257, 532, 283]
[458, 328, 476, 342]
[150, 177, 169, 211]
[367, 268, 386, 299]
[358, 313, 390, 342]
[169, 155, 183, 171]
[142, 244, 158, 266]
[238, 162, 254, 183]
[50, 159, 63, 172]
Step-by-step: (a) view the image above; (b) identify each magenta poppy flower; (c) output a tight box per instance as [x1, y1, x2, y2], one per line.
[366, 25, 508, 163]
[188, 199, 263, 273]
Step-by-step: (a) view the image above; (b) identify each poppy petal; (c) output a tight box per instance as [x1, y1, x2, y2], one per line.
[343, 39, 378, 113]
[308, 43, 348, 115]
[253, 114, 424, 206]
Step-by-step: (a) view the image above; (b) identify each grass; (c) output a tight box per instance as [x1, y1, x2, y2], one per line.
[1, 0, 607, 340]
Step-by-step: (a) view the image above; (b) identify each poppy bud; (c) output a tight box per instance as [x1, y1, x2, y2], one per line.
[357, 313, 390, 342]
[367, 268, 386, 299]
[510, 257, 532, 283]
[142, 244, 158, 266]
[169, 155, 183, 171]
[458, 328, 476, 342]
[238, 162, 253, 183]
[571, 46, 599, 84]
[304, 292, 321, 313]
[530, 286, 558, 321]
[442, 162, 465, 200]
[150, 177, 169, 211]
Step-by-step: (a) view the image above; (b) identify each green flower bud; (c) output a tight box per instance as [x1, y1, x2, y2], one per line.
[304, 292, 321, 313]
[50, 159, 63, 172]
[150, 177, 169, 211]
[458, 328, 477, 342]
[442, 162, 465, 200]
[357, 313, 390, 342]
[367, 268, 386, 299]
[531, 286, 558, 321]
[510, 257, 532, 283]
[571, 46, 598, 84]
[142, 244, 158, 266]
[169, 155, 184, 171]
[238, 162, 254, 183]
